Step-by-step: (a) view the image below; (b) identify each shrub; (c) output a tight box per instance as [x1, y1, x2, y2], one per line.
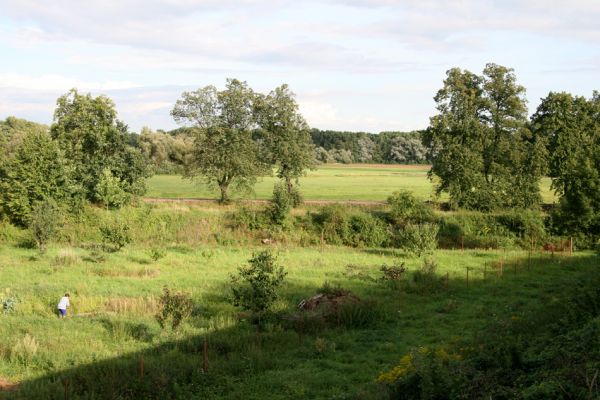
[411, 258, 444, 294]
[269, 182, 292, 226]
[380, 262, 407, 281]
[387, 190, 435, 226]
[312, 205, 388, 247]
[1, 295, 18, 314]
[230, 251, 286, 321]
[397, 223, 439, 257]
[30, 199, 62, 252]
[227, 206, 267, 231]
[155, 287, 193, 330]
[100, 220, 132, 251]
[149, 247, 166, 262]
[95, 168, 131, 209]
[348, 213, 388, 247]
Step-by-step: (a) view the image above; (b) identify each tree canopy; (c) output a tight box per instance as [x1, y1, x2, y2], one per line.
[50, 89, 148, 203]
[531, 91, 600, 240]
[171, 79, 270, 203]
[424, 63, 544, 211]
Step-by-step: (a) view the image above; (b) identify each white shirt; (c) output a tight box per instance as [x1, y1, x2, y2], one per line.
[57, 296, 70, 310]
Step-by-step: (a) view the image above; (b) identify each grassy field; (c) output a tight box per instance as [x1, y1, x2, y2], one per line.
[0, 202, 592, 399]
[146, 164, 556, 203]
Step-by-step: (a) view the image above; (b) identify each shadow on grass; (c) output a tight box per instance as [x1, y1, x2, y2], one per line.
[5, 253, 596, 400]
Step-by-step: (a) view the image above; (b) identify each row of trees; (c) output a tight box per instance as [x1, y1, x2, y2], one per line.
[426, 63, 599, 240]
[311, 130, 428, 164]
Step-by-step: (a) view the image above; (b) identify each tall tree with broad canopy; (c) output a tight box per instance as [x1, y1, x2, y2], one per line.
[255, 84, 315, 196]
[0, 130, 75, 226]
[50, 89, 148, 204]
[424, 63, 544, 210]
[171, 79, 270, 203]
[531, 91, 600, 240]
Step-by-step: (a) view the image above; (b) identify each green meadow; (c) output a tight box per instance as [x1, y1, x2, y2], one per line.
[0, 201, 593, 399]
[146, 164, 556, 203]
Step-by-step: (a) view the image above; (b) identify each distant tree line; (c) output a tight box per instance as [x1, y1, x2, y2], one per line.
[311, 130, 428, 164]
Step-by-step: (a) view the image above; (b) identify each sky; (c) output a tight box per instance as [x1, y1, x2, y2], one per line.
[0, 0, 599, 133]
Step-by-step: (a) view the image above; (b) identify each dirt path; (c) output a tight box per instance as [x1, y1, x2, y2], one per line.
[143, 197, 386, 206]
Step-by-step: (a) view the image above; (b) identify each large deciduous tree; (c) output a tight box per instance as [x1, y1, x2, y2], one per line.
[255, 84, 315, 195]
[531, 91, 600, 240]
[50, 89, 148, 204]
[171, 79, 270, 203]
[0, 130, 75, 226]
[424, 63, 544, 210]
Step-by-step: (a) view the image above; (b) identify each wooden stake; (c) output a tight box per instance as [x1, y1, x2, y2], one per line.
[484, 263, 487, 280]
[445, 272, 449, 289]
[570, 237, 573, 256]
[203, 338, 208, 373]
[62, 378, 69, 400]
[139, 356, 144, 379]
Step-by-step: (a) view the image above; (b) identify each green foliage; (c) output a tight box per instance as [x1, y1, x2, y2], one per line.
[269, 182, 292, 226]
[425, 63, 544, 211]
[95, 169, 131, 209]
[149, 247, 166, 262]
[532, 91, 600, 245]
[312, 205, 388, 247]
[0, 130, 76, 226]
[380, 262, 406, 281]
[227, 205, 268, 231]
[230, 251, 286, 318]
[100, 220, 132, 251]
[396, 223, 439, 257]
[171, 79, 270, 203]
[155, 287, 193, 330]
[256, 84, 316, 193]
[51, 89, 149, 203]
[410, 258, 445, 294]
[1, 295, 19, 314]
[387, 190, 435, 226]
[30, 199, 62, 252]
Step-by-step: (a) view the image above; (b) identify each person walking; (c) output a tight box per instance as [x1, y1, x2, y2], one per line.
[57, 293, 70, 318]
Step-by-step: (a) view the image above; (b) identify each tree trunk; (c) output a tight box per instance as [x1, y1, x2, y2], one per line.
[219, 182, 230, 204]
[285, 177, 293, 195]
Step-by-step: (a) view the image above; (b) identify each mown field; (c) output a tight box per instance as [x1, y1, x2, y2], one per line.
[0, 201, 595, 399]
[146, 164, 557, 203]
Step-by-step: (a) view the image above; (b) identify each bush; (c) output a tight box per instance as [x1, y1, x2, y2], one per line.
[95, 168, 131, 209]
[1, 295, 19, 314]
[149, 247, 166, 262]
[312, 205, 388, 247]
[411, 258, 444, 294]
[387, 190, 435, 226]
[100, 220, 132, 251]
[269, 183, 292, 226]
[227, 206, 267, 231]
[230, 251, 286, 322]
[155, 287, 193, 330]
[380, 262, 407, 281]
[30, 199, 62, 252]
[397, 223, 439, 257]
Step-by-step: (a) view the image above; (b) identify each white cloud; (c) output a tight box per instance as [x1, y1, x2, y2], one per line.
[0, 73, 138, 92]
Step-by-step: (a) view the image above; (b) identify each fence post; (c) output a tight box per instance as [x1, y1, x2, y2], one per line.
[570, 237, 573, 256]
[203, 337, 208, 373]
[62, 378, 69, 400]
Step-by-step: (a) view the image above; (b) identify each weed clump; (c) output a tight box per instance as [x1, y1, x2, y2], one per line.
[155, 287, 193, 330]
[100, 220, 132, 251]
